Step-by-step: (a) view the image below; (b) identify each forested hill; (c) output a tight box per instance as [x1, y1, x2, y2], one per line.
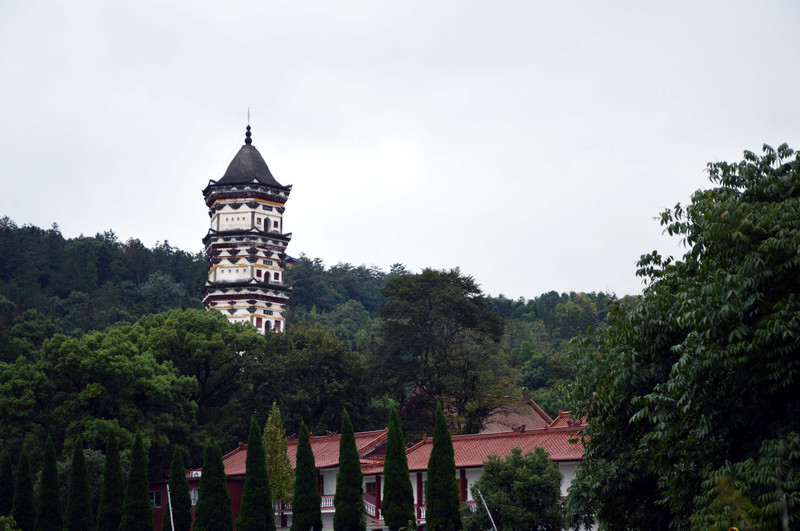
[0, 218, 614, 413]
[0, 217, 614, 473]
[0, 218, 205, 347]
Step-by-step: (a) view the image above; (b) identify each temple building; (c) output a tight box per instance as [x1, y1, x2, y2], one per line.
[202, 125, 292, 333]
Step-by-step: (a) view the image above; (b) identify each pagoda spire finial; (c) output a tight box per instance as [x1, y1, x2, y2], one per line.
[245, 124, 252, 145]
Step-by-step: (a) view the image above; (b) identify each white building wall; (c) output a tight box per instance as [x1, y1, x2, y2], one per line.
[558, 461, 580, 498]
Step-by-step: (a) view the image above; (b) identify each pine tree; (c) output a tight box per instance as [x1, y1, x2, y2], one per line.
[426, 404, 462, 531]
[12, 447, 34, 531]
[262, 403, 294, 505]
[161, 447, 192, 531]
[0, 448, 14, 517]
[193, 441, 233, 531]
[290, 421, 321, 531]
[333, 409, 365, 531]
[237, 417, 276, 531]
[382, 407, 415, 531]
[97, 431, 125, 531]
[119, 433, 154, 531]
[65, 440, 94, 531]
[34, 437, 62, 531]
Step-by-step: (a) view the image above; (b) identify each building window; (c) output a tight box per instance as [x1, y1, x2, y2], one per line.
[256, 270, 262, 278]
[273, 220, 279, 228]
[274, 320, 281, 331]
[256, 317, 262, 327]
[273, 272, 279, 280]
[190, 488, 199, 506]
[257, 218, 261, 224]
[366, 482, 376, 495]
[150, 491, 163, 508]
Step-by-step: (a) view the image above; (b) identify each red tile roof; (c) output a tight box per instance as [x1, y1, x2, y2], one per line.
[547, 411, 587, 429]
[210, 425, 582, 478]
[402, 426, 583, 472]
[213, 429, 389, 477]
[284, 429, 387, 469]
[481, 399, 553, 433]
[220, 442, 248, 476]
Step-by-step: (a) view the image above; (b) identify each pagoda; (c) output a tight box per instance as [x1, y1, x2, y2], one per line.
[202, 125, 292, 332]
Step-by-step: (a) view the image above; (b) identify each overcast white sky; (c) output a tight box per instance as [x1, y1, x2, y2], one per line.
[2, 1, 799, 299]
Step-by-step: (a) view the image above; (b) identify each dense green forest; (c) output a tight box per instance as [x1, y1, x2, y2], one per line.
[0, 215, 611, 474]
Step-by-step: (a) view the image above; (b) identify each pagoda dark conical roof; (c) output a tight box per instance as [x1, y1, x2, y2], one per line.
[217, 143, 285, 188]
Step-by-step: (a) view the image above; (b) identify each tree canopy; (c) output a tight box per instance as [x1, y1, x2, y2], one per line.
[463, 447, 562, 531]
[380, 268, 511, 434]
[566, 144, 800, 530]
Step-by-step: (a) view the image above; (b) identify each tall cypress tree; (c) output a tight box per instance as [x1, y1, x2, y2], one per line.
[426, 404, 462, 531]
[97, 431, 125, 531]
[333, 409, 365, 531]
[65, 440, 94, 531]
[382, 407, 415, 531]
[237, 417, 276, 531]
[34, 437, 62, 531]
[119, 433, 154, 531]
[0, 448, 14, 517]
[12, 447, 34, 531]
[193, 441, 233, 531]
[162, 447, 192, 531]
[290, 421, 321, 531]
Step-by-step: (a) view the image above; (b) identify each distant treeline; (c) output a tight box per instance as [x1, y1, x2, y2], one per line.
[0, 217, 205, 338]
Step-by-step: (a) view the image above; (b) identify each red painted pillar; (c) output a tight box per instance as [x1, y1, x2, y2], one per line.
[459, 468, 467, 504]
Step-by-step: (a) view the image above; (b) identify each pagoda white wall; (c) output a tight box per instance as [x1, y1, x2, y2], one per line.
[211, 265, 252, 282]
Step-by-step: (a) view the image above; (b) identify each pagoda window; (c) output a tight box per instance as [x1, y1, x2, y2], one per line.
[273, 272, 279, 280]
[256, 317, 263, 327]
[274, 320, 281, 331]
[257, 218, 261, 224]
[256, 270, 262, 278]
[273, 220, 279, 228]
